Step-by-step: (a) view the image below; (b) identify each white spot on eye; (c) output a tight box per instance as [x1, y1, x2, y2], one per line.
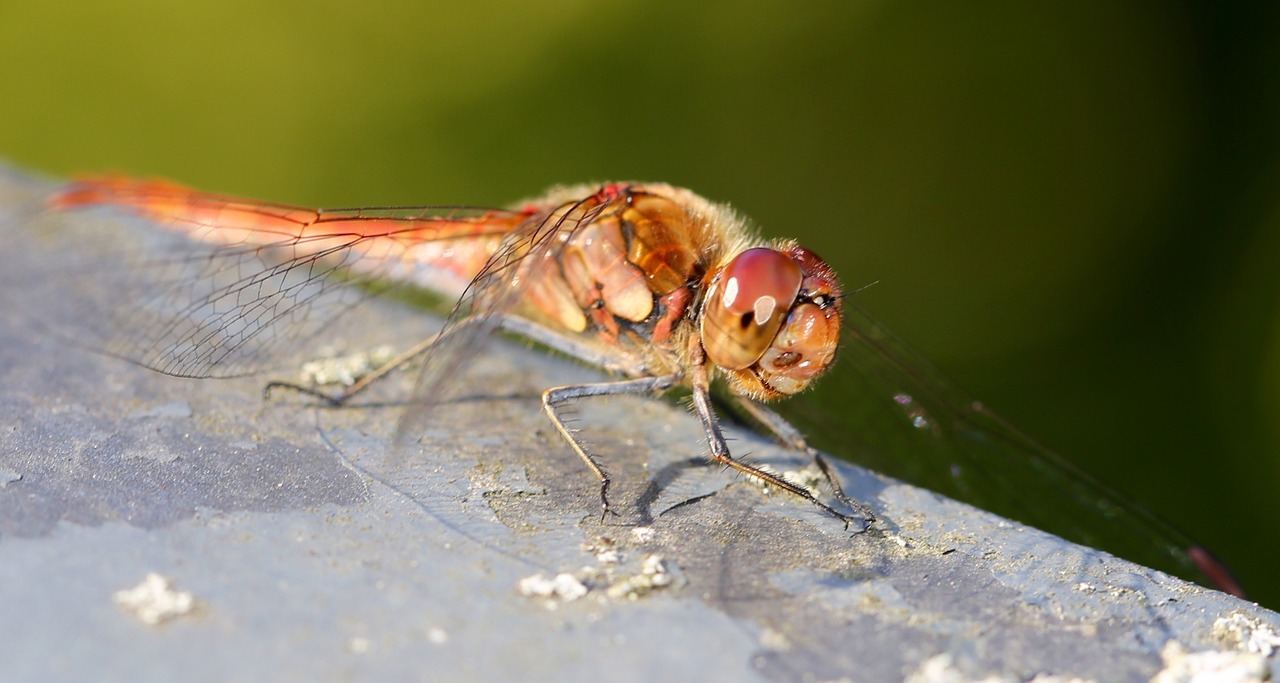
[722, 277, 739, 308]
[753, 295, 777, 325]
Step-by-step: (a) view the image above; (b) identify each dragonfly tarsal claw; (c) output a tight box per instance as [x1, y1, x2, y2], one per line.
[262, 380, 345, 407]
[848, 511, 875, 535]
[808, 452, 877, 529]
[813, 500, 873, 535]
[597, 480, 622, 523]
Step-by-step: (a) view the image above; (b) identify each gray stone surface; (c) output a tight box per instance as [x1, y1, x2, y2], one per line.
[0, 166, 1276, 682]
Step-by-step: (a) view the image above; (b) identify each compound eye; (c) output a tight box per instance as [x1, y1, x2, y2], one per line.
[700, 247, 803, 370]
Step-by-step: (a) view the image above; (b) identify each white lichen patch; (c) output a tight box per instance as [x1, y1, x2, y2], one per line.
[886, 532, 911, 549]
[582, 536, 621, 565]
[781, 464, 826, 495]
[517, 572, 589, 607]
[299, 345, 396, 387]
[750, 463, 826, 498]
[630, 526, 655, 543]
[113, 573, 196, 625]
[605, 554, 682, 601]
[1213, 613, 1280, 657]
[758, 626, 792, 652]
[518, 545, 683, 608]
[905, 653, 1095, 683]
[904, 654, 1012, 683]
[1152, 641, 1268, 683]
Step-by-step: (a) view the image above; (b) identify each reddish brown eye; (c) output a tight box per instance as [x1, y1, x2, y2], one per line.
[701, 247, 802, 370]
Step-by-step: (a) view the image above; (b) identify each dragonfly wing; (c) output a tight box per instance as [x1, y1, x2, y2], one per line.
[395, 189, 620, 443]
[783, 301, 1235, 593]
[14, 178, 525, 378]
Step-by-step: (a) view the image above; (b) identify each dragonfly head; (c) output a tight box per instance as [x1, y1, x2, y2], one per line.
[700, 245, 843, 400]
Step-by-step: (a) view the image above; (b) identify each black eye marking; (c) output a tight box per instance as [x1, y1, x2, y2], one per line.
[803, 291, 833, 309]
[772, 351, 800, 367]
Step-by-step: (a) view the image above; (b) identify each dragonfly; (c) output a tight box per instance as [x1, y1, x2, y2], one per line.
[41, 176, 1242, 596]
[45, 177, 873, 530]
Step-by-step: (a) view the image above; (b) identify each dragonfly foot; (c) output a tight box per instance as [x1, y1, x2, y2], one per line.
[262, 380, 344, 406]
[598, 479, 623, 523]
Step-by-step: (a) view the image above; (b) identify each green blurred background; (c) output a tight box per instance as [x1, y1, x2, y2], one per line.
[1, 2, 1276, 607]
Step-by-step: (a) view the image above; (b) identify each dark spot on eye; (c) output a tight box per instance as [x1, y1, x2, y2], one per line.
[772, 351, 800, 367]
[739, 313, 754, 329]
[804, 292, 835, 309]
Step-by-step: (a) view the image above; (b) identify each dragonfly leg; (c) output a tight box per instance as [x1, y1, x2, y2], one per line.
[686, 340, 872, 532]
[265, 312, 639, 407]
[728, 396, 877, 526]
[542, 374, 680, 522]
[263, 333, 442, 406]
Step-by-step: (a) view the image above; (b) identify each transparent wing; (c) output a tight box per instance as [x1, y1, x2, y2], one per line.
[394, 188, 620, 442]
[6, 178, 526, 378]
[779, 301, 1240, 594]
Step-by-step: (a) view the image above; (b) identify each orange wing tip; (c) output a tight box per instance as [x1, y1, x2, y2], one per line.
[47, 176, 194, 211]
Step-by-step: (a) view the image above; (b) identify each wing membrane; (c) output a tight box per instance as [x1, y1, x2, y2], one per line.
[394, 189, 620, 442]
[783, 301, 1237, 592]
[17, 178, 528, 378]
